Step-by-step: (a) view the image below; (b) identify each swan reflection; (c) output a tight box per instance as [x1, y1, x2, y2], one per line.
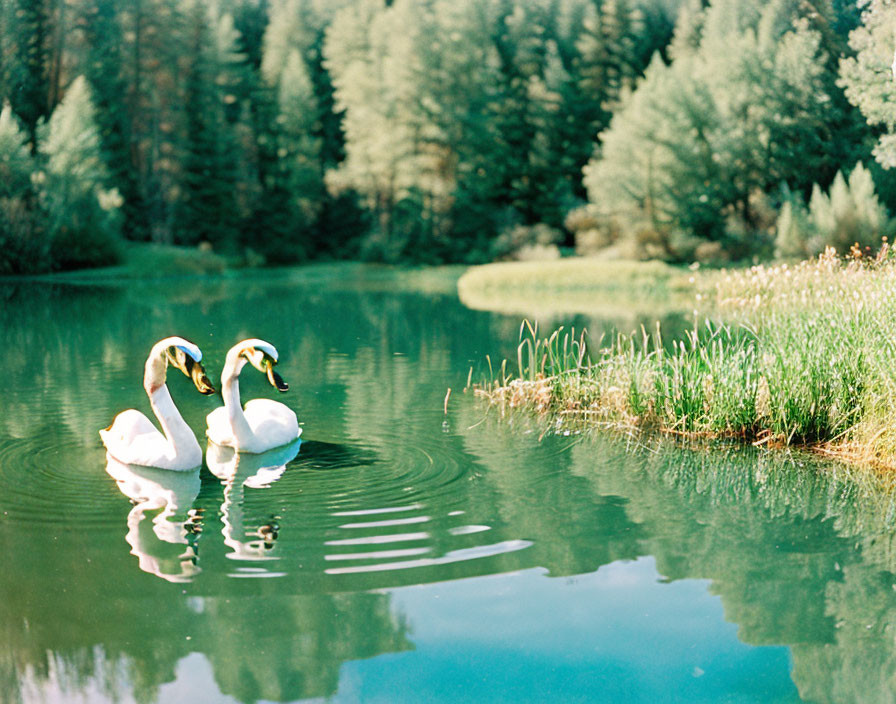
[206, 439, 302, 564]
[105, 457, 201, 583]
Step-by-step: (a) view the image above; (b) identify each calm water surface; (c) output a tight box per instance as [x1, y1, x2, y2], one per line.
[1, 266, 895, 703]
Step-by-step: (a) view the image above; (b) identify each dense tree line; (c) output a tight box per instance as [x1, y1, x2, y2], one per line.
[0, 0, 894, 273]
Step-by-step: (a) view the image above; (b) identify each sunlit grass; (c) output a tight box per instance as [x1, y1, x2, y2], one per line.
[475, 247, 896, 469]
[458, 258, 694, 318]
[36, 242, 229, 280]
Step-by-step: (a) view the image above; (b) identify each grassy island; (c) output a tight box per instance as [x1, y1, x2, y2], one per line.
[473, 249, 896, 470]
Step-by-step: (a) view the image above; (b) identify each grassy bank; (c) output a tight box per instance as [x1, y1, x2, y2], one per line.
[9, 244, 466, 293]
[458, 258, 694, 318]
[474, 249, 896, 470]
[15, 243, 231, 282]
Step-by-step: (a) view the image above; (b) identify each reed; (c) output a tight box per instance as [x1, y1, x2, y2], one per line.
[475, 247, 896, 468]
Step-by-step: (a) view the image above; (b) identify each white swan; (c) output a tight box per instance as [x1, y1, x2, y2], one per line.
[100, 336, 216, 470]
[206, 339, 301, 453]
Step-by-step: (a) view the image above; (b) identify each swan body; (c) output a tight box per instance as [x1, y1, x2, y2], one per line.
[100, 337, 216, 471]
[206, 339, 301, 453]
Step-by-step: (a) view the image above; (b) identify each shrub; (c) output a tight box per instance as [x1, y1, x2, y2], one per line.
[0, 196, 48, 275]
[806, 162, 891, 254]
[0, 104, 50, 274]
[774, 198, 810, 259]
[491, 223, 563, 261]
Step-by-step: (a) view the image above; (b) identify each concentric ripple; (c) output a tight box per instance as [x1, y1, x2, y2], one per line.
[188, 408, 537, 587]
[0, 435, 118, 527]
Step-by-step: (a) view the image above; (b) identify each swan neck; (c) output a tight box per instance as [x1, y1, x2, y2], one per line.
[142, 347, 198, 458]
[222, 359, 255, 447]
[148, 384, 197, 456]
[144, 349, 169, 396]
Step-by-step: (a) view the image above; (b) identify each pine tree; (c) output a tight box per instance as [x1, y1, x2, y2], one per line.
[8, 0, 52, 152]
[325, 0, 423, 258]
[37, 76, 122, 269]
[254, 0, 338, 260]
[80, 0, 148, 240]
[269, 48, 322, 260]
[774, 193, 810, 259]
[840, 0, 896, 168]
[584, 0, 857, 260]
[112, 0, 189, 243]
[175, 2, 246, 250]
[806, 162, 891, 253]
[0, 103, 46, 273]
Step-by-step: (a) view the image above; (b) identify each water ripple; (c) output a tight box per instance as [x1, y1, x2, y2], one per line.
[0, 436, 116, 526]
[197, 420, 536, 584]
[324, 540, 533, 575]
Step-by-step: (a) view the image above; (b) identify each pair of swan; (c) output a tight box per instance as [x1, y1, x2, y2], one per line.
[100, 337, 301, 470]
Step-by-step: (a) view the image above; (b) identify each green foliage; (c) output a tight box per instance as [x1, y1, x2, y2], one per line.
[775, 162, 892, 257]
[324, 0, 670, 262]
[0, 0, 885, 271]
[81, 0, 148, 241]
[6, 0, 52, 150]
[0, 104, 47, 274]
[807, 162, 891, 253]
[585, 0, 866, 262]
[175, 3, 246, 251]
[774, 194, 811, 259]
[252, 0, 349, 262]
[37, 76, 122, 270]
[491, 222, 563, 261]
[840, 0, 896, 168]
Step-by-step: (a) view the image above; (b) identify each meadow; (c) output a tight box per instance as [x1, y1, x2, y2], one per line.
[472, 248, 896, 470]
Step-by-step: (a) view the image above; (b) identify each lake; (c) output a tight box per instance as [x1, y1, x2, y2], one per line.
[1, 265, 895, 703]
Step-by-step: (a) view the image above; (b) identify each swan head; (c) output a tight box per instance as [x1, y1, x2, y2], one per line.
[230, 339, 289, 392]
[154, 337, 216, 395]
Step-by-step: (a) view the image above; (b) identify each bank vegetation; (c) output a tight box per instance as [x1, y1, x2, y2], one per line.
[474, 247, 896, 470]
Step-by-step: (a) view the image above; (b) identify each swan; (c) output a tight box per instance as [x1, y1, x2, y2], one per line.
[206, 338, 301, 453]
[100, 336, 216, 470]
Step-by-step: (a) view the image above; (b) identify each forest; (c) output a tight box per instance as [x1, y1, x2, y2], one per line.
[0, 0, 894, 273]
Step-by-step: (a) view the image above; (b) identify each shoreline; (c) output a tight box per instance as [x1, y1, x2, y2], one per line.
[469, 250, 896, 474]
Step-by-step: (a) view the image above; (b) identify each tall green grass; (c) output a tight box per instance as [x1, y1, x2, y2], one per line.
[477, 248, 896, 466]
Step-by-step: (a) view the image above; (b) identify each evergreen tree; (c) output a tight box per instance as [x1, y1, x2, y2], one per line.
[774, 188, 810, 259]
[80, 0, 148, 240]
[806, 162, 891, 253]
[325, 0, 424, 258]
[584, 0, 858, 260]
[8, 0, 52, 151]
[254, 0, 339, 260]
[112, 0, 189, 243]
[37, 76, 122, 269]
[0, 103, 46, 273]
[840, 0, 896, 168]
[175, 2, 246, 250]
[668, 0, 706, 59]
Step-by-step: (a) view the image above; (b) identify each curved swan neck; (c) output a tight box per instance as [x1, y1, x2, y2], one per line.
[143, 344, 198, 457]
[221, 353, 254, 447]
[144, 344, 170, 396]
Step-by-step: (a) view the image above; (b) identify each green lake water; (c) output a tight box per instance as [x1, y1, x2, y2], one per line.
[2, 265, 895, 703]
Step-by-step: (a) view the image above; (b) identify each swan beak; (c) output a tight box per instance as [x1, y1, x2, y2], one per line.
[266, 364, 289, 392]
[191, 361, 217, 395]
